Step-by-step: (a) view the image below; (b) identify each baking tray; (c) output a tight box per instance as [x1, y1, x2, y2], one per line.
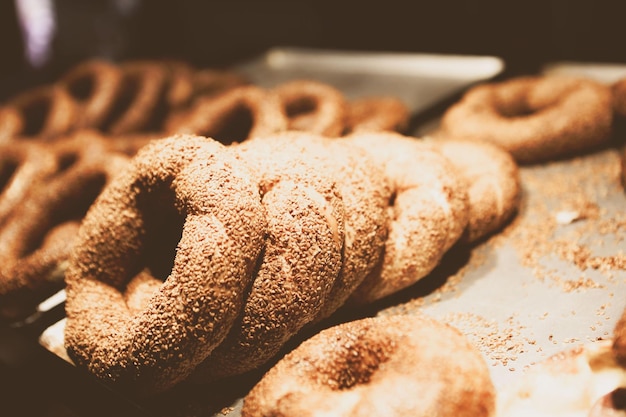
[32, 54, 626, 416]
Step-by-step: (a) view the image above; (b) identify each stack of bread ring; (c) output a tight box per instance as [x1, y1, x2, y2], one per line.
[3, 57, 626, 415]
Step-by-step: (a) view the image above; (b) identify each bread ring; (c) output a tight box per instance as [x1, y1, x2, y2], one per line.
[2, 85, 77, 140]
[440, 76, 614, 163]
[432, 138, 521, 243]
[190, 136, 346, 381]
[345, 96, 410, 134]
[345, 132, 469, 304]
[237, 132, 390, 319]
[165, 86, 288, 144]
[0, 135, 128, 318]
[0, 142, 58, 228]
[58, 59, 123, 129]
[242, 314, 496, 417]
[64, 135, 267, 394]
[273, 80, 347, 137]
[612, 77, 626, 118]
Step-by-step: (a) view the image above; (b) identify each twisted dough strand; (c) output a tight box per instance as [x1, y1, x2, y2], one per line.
[345, 132, 469, 304]
[190, 136, 346, 381]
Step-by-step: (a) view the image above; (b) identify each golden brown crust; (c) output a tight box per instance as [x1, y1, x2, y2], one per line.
[345, 132, 469, 304]
[273, 80, 348, 137]
[63, 135, 267, 394]
[345, 96, 410, 134]
[441, 76, 614, 163]
[432, 138, 521, 243]
[242, 314, 496, 417]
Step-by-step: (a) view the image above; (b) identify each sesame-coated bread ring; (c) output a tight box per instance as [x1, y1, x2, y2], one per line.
[345, 132, 469, 304]
[0, 135, 128, 318]
[100, 61, 168, 135]
[1, 85, 77, 140]
[58, 59, 123, 129]
[273, 80, 347, 137]
[345, 96, 410, 134]
[190, 137, 346, 381]
[165, 85, 288, 144]
[242, 314, 496, 417]
[432, 139, 521, 243]
[612, 77, 626, 118]
[238, 132, 390, 320]
[440, 76, 613, 163]
[0, 142, 58, 228]
[64, 135, 267, 394]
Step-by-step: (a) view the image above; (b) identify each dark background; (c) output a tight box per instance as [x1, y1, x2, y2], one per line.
[1, 0, 626, 100]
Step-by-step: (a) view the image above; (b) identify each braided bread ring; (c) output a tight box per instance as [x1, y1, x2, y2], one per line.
[242, 132, 390, 319]
[64, 135, 266, 394]
[273, 80, 347, 137]
[2, 85, 77, 140]
[58, 59, 123, 129]
[432, 139, 521, 243]
[0, 142, 58, 228]
[441, 76, 613, 163]
[345, 132, 469, 304]
[242, 314, 496, 417]
[190, 138, 345, 381]
[0, 136, 127, 318]
[165, 86, 287, 144]
[345, 96, 410, 134]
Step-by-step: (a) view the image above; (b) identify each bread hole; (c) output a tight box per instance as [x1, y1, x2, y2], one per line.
[56, 151, 79, 174]
[285, 96, 317, 119]
[208, 103, 254, 145]
[67, 73, 96, 101]
[135, 185, 184, 281]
